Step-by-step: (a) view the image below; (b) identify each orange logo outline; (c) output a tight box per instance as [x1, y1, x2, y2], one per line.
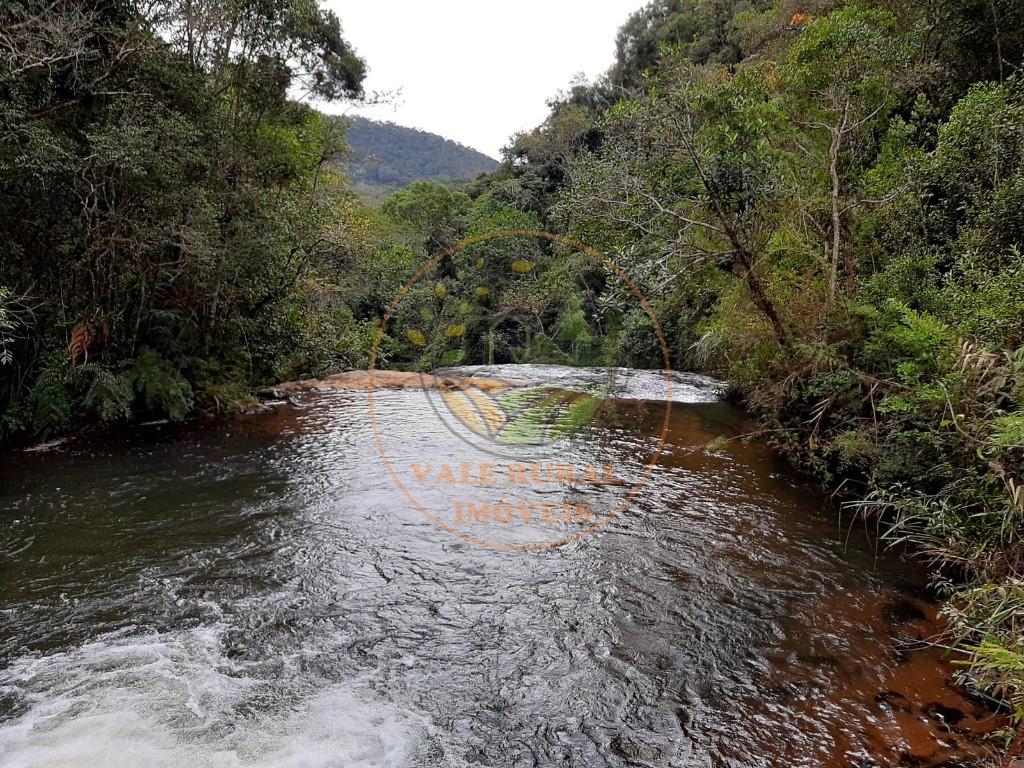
[367, 230, 673, 551]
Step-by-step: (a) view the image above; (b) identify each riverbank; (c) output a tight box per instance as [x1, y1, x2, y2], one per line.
[724, 349, 1024, 757]
[8, 369, 526, 453]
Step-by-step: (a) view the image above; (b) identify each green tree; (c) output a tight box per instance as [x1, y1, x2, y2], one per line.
[556, 295, 594, 364]
[783, 5, 903, 302]
[0, 0, 369, 435]
[567, 62, 789, 347]
[381, 180, 471, 257]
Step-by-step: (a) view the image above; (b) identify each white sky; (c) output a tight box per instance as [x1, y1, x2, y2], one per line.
[319, 0, 650, 160]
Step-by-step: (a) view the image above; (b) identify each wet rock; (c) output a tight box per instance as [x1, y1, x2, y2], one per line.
[882, 598, 928, 625]
[925, 703, 966, 726]
[255, 369, 525, 397]
[764, 680, 813, 704]
[237, 401, 276, 414]
[875, 690, 912, 712]
[0, 690, 28, 722]
[797, 652, 843, 669]
[22, 436, 71, 452]
[610, 736, 665, 762]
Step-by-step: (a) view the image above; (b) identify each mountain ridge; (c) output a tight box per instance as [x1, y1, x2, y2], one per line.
[337, 115, 499, 200]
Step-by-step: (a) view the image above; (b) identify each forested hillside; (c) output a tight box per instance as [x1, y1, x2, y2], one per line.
[341, 116, 498, 200]
[3, 0, 1024, 748]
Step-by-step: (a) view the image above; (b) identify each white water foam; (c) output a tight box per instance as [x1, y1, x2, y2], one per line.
[434, 364, 726, 403]
[0, 628, 439, 768]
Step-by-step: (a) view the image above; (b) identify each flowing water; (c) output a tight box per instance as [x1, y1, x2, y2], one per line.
[0, 365, 1007, 767]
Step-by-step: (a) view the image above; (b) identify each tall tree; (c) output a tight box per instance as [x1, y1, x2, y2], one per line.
[567, 63, 789, 347]
[783, 5, 902, 302]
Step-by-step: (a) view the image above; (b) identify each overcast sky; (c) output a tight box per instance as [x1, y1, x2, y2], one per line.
[319, 0, 649, 160]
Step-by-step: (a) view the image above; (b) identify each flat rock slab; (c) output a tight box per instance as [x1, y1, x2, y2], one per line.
[255, 370, 526, 398]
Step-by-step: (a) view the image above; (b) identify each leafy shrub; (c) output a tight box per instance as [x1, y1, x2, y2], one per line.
[129, 350, 194, 421]
[863, 302, 957, 383]
[947, 246, 1024, 349]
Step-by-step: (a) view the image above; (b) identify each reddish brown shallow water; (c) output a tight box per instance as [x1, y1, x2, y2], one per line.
[0, 367, 1008, 767]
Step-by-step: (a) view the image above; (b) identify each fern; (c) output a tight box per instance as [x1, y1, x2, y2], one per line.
[84, 368, 133, 423]
[0, 286, 14, 366]
[28, 369, 72, 437]
[129, 350, 194, 421]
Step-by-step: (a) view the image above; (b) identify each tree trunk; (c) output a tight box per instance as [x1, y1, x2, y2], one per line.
[828, 100, 851, 305]
[735, 249, 788, 347]
[719, 218, 788, 348]
[828, 125, 843, 302]
[844, 243, 855, 297]
[743, 266, 788, 348]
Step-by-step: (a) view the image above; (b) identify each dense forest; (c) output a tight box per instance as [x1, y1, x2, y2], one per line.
[3, 0, 1024, 750]
[341, 115, 498, 201]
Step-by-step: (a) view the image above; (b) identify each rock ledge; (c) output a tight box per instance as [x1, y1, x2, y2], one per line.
[255, 369, 523, 398]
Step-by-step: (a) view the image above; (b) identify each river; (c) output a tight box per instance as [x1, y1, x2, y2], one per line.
[0, 365, 1006, 766]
